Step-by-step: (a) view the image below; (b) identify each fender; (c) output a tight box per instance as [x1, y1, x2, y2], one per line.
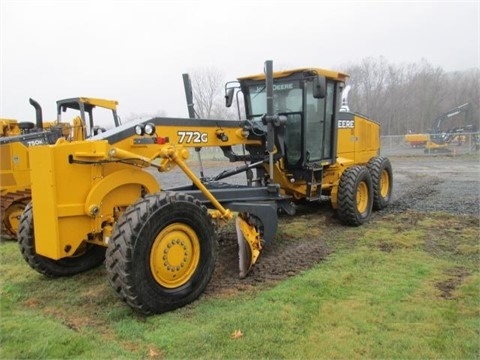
[36, 168, 160, 260]
[84, 168, 160, 216]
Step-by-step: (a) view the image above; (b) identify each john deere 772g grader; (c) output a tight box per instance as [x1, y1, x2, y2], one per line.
[17, 61, 393, 315]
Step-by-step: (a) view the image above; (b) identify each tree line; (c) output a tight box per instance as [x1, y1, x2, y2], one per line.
[341, 57, 479, 135]
[184, 57, 479, 136]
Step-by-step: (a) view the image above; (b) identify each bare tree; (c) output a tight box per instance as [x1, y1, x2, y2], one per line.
[188, 66, 236, 120]
[342, 56, 393, 134]
[407, 60, 447, 132]
[444, 68, 480, 130]
[340, 57, 477, 135]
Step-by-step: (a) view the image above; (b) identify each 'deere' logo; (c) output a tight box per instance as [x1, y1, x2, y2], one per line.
[338, 120, 354, 129]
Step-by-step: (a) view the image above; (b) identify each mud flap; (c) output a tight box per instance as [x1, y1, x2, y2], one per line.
[236, 215, 262, 279]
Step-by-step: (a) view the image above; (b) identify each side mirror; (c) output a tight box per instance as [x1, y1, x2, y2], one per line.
[313, 75, 326, 99]
[225, 87, 235, 108]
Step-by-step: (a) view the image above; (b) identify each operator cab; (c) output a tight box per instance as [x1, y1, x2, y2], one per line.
[57, 97, 121, 139]
[237, 68, 346, 171]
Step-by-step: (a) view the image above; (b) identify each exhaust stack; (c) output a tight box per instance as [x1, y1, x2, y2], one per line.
[29, 98, 43, 129]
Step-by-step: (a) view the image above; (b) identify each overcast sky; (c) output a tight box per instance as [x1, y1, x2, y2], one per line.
[1, 0, 479, 123]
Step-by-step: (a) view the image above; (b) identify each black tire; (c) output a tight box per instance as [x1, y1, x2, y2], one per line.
[337, 166, 373, 226]
[105, 192, 218, 315]
[367, 156, 393, 210]
[18, 202, 106, 277]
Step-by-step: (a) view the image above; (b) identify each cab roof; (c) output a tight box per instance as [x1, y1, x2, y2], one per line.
[237, 67, 349, 82]
[56, 97, 118, 112]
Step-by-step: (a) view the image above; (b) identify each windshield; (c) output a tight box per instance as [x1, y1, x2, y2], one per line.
[246, 80, 303, 118]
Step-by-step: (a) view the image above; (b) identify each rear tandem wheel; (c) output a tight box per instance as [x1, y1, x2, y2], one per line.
[18, 202, 106, 277]
[105, 192, 218, 315]
[367, 156, 393, 210]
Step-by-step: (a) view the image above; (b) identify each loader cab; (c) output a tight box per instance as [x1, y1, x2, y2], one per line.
[238, 68, 346, 171]
[56, 97, 121, 140]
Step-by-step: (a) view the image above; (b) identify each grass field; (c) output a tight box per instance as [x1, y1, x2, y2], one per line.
[1, 210, 479, 359]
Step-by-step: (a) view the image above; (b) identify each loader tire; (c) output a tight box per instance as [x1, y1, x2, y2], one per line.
[367, 156, 393, 210]
[18, 202, 106, 277]
[105, 192, 218, 315]
[337, 166, 373, 226]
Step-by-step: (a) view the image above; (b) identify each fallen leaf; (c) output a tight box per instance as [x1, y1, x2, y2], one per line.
[231, 329, 244, 339]
[149, 347, 160, 358]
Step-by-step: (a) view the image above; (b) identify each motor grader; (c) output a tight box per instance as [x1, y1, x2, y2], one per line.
[0, 97, 120, 239]
[18, 60, 393, 315]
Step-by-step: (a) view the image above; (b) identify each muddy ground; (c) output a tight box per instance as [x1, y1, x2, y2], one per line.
[6, 155, 478, 302]
[180, 155, 479, 298]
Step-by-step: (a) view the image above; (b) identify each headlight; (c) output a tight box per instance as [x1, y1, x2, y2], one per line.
[145, 122, 155, 135]
[135, 124, 144, 135]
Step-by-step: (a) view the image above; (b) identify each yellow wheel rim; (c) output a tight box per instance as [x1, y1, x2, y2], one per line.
[356, 181, 369, 214]
[150, 223, 200, 288]
[5, 203, 26, 235]
[379, 169, 390, 198]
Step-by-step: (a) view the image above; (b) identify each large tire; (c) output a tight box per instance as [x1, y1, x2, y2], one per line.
[18, 202, 106, 277]
[337, 166, 373, 226]
[367, 156, 393, 210]
[105, 192, 218, 315]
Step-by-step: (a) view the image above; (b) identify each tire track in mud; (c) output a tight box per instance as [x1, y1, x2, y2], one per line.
[205, 221, 333, 297]
[203, 156, 480, 299]
[204, 201, 357, 297]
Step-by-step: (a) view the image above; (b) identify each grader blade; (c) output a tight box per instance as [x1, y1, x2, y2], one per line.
[235, 215, 262, 279]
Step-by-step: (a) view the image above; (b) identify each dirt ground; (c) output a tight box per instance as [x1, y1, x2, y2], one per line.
[198, 155, 480, 298]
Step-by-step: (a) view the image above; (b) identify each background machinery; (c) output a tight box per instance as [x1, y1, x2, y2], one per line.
[404, 103, 475, 151]
[1, 118, 22, 138]
[404, 132, 429, 148]
[0, 97, 120, 239]
[18, 61, 393, 315]
[424, 103, 474, 153]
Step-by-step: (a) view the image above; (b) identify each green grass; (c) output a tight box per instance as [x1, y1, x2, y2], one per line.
[1, 210, 479, 359]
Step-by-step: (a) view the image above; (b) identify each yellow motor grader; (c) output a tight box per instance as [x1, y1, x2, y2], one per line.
[18, 61, 393, 315]
[0, 97, 120, 239]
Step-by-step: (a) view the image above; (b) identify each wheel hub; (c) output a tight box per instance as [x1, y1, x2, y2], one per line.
[150, 223, 200, 288]
[356, 181, 369, 213]
[380, 170, 390, 197]
[163, 239, 188, 272]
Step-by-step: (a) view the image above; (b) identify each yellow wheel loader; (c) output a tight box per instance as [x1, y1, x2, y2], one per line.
[0, 97, 120, 239]
[18, 61, 393, 315]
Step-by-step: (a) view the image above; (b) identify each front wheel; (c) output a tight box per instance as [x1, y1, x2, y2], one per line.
[105, 192, 218, 315]
[337, 166, 373, 226]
